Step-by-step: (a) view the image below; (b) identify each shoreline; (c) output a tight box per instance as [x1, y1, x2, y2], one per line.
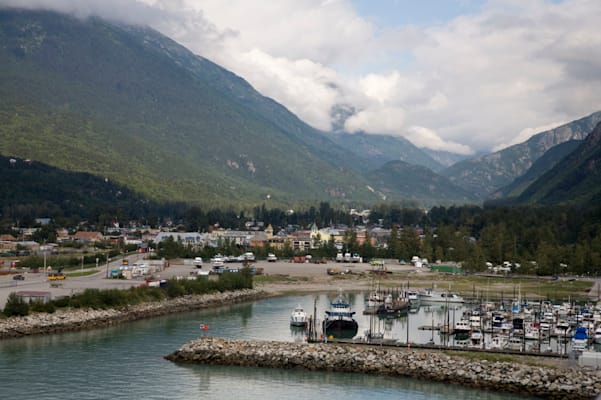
[0, 289, 269, 339]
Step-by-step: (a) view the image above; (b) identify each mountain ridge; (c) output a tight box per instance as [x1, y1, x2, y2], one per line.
[442, 111, 601, 198]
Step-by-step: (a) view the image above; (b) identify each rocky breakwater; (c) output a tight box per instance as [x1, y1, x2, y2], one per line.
[166, 337, 601, 400]
[0, 289, 265, 339]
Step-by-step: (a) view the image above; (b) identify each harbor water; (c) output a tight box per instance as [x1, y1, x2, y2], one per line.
[0, 292, 551, 399]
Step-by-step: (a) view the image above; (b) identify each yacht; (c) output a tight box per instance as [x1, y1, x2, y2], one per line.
[290, 305, 308, 327]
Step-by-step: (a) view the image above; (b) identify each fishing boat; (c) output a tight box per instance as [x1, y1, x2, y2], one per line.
[376, 293, 409, 316]
[323, 291, 358, 339]
[290, 305, 308, 327]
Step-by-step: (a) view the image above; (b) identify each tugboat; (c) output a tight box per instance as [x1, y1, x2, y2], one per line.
[323, 291, 358, 339]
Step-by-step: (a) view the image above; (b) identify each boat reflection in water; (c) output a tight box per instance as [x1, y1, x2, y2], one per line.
[323, 291, 358, 339]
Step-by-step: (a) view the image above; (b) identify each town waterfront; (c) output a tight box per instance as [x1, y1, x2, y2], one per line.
[0, 293, 544, 399]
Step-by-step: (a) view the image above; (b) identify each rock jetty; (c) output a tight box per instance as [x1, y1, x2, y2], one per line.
[166, 337, 601, 400]
[0, 289, 265, 339]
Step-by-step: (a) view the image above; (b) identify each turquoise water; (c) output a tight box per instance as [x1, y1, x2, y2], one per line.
[0, 293, 539, 399]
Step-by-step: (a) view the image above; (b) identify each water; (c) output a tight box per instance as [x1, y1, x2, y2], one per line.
[0, 292, 540, 399]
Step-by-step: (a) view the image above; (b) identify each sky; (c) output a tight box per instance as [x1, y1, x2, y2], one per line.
[2, 0, 601, 155]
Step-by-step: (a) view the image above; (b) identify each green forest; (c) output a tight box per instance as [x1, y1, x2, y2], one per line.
[147, 202, 601, 278]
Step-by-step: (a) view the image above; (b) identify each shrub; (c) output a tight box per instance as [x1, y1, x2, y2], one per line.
[3, 293, 30, 317]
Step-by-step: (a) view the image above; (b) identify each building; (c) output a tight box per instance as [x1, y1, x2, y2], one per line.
[72, 231, 105, 243]
[154, 232, 205, 247]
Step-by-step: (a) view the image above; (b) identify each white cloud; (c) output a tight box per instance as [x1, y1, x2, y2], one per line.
[344, 106, 406, 135]
[406, 126, 473, 155]
[3, 0, 601, 155]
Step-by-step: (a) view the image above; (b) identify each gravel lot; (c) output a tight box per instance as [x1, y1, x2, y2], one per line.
[0, 256, 418, 308]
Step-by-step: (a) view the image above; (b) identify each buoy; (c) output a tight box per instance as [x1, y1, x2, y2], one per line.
[200, 323, 209, 331]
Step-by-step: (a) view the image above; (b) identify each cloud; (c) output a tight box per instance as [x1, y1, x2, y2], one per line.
[406, 126, 473, 155]
[344, 106, 406, 135]
[3, 0, 601, 155]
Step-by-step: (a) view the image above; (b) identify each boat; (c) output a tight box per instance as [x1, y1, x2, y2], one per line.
[373, 293, 409, 316]
[507, 335, 523, 351]
[454, 319, 472, 335]
[488, 334, 509, 350]
[470, 328, 483, 347]
[553, 320, 571, 338]
[571, 326, 589, 351]
[407, 290, 421, 312]
[290, 305, 308, 327]
[524, 324, 541, 341]
[594, 326, 601, 344]
[418, 288, 464, 304]
[323, 291, 358, 339]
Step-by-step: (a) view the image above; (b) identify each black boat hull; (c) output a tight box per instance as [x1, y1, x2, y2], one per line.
[323, 319, 358, 339]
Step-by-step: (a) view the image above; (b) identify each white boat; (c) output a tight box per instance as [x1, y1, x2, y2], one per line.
[507, 335, 523, 351]
[524, 324, 540, 341]
[553, 320, 571, 337]
[418, 288, 464, 303]
[407, 290, 421, 312]
[488, 335, 509, 350]
[594, 326, 601, 344]
[470, 328, 483, 347]
[290, 305, 308, 327]
[454, 319, 471, 335]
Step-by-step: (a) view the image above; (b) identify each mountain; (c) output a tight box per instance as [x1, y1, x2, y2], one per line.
[0, 8, 381, 207]
[366, 160, 476, 205]
[491, 140, 582, 199]
[441, 111, 601, 199]
[513, 122, 601, 206]
[421, 148, 472, 169]
[326, 131, 445, 172]
[0, 155, 170, 220]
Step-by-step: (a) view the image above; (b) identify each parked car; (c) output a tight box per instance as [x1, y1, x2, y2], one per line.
[13, 274, 25, 280]
[267, 253, 278, 262]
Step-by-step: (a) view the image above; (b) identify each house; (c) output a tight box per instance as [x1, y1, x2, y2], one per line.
[154, 232, 205, 247]
[0, 234, 17, 242]
[72, 231, 105, 243]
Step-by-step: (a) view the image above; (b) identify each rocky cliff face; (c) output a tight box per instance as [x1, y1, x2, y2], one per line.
[442, 111, 601, 198]
[515, 121, 601, 206]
